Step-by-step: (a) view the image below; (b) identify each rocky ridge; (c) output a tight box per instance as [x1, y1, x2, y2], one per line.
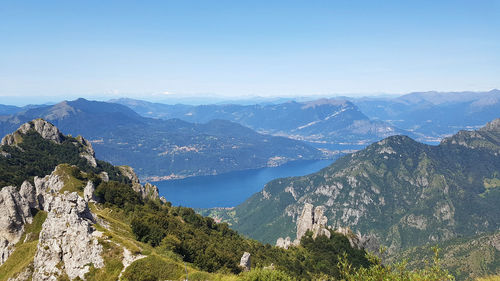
[276, 203, 378, 251]
[0, 162, 163, 280]
[1, 119, 98, 168]
[0, 120, 165, 280]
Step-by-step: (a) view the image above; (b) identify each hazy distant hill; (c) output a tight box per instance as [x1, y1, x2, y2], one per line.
[354, 89, 500, 142]
[0, 98, 324, 179]
[112, 98, 403, 146]
[217, 119, 500, 254]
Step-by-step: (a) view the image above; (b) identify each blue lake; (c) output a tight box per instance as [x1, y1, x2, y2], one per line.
[155, 159, 333, 208]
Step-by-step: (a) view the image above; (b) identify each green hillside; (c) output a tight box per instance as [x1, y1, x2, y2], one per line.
[222, 119, 500, 255]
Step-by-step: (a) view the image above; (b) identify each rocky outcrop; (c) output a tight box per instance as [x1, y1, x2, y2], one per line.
[84, 181, 96, 203]
[276, 203, 378, 252]
[276, 237, 292, 250]
[0, 181, 37, 265]
[335, 226, 379, 252]
[118, 166, 161, 201]
[1, 119, 65, 146]
[295, 203, 331, 242]
[276, 203, 331, 248]
[99, 171, 109, 182]
[1, 119, 98, 167]
[32, 192, 103, 281]
[239, 252, 251, 271]
[142, 183, 160, 201]
[75, 136, 97, 168]
[118, 166, 140, 184]
[0, 166, 105, 280]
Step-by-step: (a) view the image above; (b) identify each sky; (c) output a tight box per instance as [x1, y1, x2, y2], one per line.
[1, 0, 499, 105]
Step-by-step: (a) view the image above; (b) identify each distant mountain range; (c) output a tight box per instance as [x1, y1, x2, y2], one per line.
[354, 89, 500, 143]
[0, 98, 324, 180]
[111, 98, 404, 147]
[210, 118, 500, 255]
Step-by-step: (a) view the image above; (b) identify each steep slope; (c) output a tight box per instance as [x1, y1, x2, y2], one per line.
[113, 98, 403, 145]
[222, 119, 500, 254]
[0, 119, 370, 281]
[0, 99, 324, 180]
[392, 231, 500, 281]
[355, 89, 500, 142]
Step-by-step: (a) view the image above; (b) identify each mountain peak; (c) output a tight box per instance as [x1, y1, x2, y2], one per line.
[480, 118, 500, 132]
[1, 119, 65, 146]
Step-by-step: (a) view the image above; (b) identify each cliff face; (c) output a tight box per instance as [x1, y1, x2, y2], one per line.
[0, 183, 35, 265]
[276, 203, 378, 252]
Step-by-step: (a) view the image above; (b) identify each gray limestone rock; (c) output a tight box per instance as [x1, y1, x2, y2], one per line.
[0, 185, 35, 265]
[1, 119, 65, 146]
[75, 136, 97, 168]
[118, 165, 161, 201]
[295, 203, 330, 243]
[32, 192, 103, 280]
[83, 181, 96, 203]
[239, 252, 251, 271]
[118, 166, 140, 184]
[99, 171, 109, 182]
[276, 237, 292, 249]
[295, 203, 314, 242]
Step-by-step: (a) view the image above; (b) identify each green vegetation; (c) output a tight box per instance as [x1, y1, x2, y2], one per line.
[0, 129, 128, 188]
[94, 179, 371, 279]
[392, 232, 500, 281]
[122, 255, 185, 281]
[339, 247, 455, 281]
[0, 210, 47, 280]
[241, 268, 293, 281]
[223, 125, 500, 253]
[84, 239, 124, 281]
[477, 276, 500, 281]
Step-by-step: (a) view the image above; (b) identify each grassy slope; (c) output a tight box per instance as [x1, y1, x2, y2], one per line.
[0, 211, 47, 280]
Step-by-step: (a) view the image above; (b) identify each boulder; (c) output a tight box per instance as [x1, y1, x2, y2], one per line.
[239, 252, 251, 271]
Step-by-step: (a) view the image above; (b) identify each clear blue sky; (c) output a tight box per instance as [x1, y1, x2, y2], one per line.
[1, 0, 499, 103]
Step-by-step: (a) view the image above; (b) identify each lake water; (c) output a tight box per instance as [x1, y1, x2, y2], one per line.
[155, 159, 333, 208]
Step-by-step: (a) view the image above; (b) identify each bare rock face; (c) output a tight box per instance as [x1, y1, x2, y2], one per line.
[277, 203, 331, 248]
[295, 203, 330, 243]
[83, 181, 96, 202]
[295, 203, 314, 241]
[75, 136, 97, 168]
[239, 252, 251, 271]
[118, 166, 161, 201]
[118, 166, 140, 184]
[32, 192, 103, 280]
[99, 171, 109, 182]
[276, 237, 292, 249]
[0, 184, 36, 265]
[1, 119, 65, 146]
[143, 183, 160, 201]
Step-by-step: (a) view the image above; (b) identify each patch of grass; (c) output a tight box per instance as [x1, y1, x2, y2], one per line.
[477, 276, 500, 281]
[121, 255, 185, 281]
[0, 241, 38, 280]
[55, 164, 85, 196]
[93, 208, 143, 254]
[84, 239, 124, 281]
[0, 210, 47, 280]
